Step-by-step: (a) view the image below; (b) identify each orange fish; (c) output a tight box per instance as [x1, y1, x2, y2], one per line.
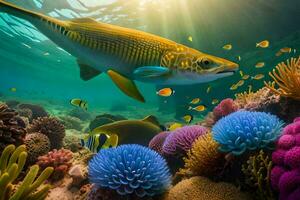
[190, 98, 201, 104]
[156, 88, 175, 97]
[189, 105, 206, 112]
[242, 75, 250, 80]
[255, 62, 265, 68]
[280, 47, 292, 53]
[256, 40, 269, 48]
[236, 80, 245, 87]
[252, 74, 265, 80]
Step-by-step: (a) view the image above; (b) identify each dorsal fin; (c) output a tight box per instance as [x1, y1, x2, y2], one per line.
[142, 115, 160, 127]
[70, 18, 99, 24]
[77, 60, 101, 81]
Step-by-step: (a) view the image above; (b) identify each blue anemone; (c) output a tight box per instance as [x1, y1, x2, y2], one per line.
[212, 111, 284, 155]
[88, 144, 171, 197]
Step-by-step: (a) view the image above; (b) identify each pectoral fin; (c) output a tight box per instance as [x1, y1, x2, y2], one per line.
[133, 66, 170, 78]
[107, 70, 145, 103]
[142, 115, 160, 127]
[77, 60, 101, 81]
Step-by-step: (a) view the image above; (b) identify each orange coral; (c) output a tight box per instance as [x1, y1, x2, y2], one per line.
[265, 56, 300, 100]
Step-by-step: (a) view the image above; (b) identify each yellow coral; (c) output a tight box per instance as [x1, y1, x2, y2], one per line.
[179, 133, 225, 177]
[265, 56, 300, 100]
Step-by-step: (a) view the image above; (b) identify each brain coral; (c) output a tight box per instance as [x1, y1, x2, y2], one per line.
[27, 116, 65, 150]
[162, 125, 208, 157]
[88, 144, 171, 198]
[163, 176, 250, 200]
[24, 132, 50, 164]
[148, 131, 171, 155]
[213, 98, 239, 121]
[271, 117, 300, 200]
[212, 111, 283, 155]
[179, 133, 225, 177]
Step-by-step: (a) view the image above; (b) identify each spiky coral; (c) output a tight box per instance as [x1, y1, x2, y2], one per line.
[148, 131, 171, 155]
[37, 148, 73, 181]
[265, 56, 300, 100]
[24, 132, 50, 164]
[179, 133, 225, 177]
[242, 150, 274, 200]
[0, 103, 26, 154]
[0, 144, 53, 200]
[27, 116, 65, 150]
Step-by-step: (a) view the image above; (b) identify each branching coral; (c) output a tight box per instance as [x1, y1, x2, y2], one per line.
[179, 133, 225, 177]
[265, 56, 300, 100]
[27, 116, 65, 150]
[37, 148, 73, 182]
[242, 150, 274, 200]
[0, 103, 27, 154]
[0, 144, 53, 200]
[88, 144, 171, 198]
[212, 111, 284, 155]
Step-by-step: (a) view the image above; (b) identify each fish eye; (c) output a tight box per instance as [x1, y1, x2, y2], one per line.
[197, 58, 212, 68]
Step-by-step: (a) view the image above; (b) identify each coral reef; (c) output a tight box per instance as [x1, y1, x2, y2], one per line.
[0, 103, 26, 154]
[265, 56, 300, 100]
[162, 125, 208, 158]
[18, 103, 48, 121]
[163, 176, 250, 200]
[88, 144, 171, 198]
[17, 108, 33, 121]
[213, 98, 239, 121]
[63, 130, 82, 152]
[179, 133, 225, 177]
[37, 148, 73, 182]
[69, 108, 92, 121]
[59, 115, 84, 131]
[24, 132, 51, 164]
[0, 144, 53, 200]
[148, 131, 170, 155]
[212, 111, 284, 155]
[89, 113, 126, 131]
[271, 117, 300, 199]
[28, 116, 66, 150]
[242, 150, 275, 200]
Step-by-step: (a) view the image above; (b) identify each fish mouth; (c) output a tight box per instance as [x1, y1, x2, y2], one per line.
[216, 63, 239, 75]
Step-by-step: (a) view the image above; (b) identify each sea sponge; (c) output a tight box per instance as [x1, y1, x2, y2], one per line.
[163, 176, 250, 200]
[18, 103, 48, 121]
[0, 144, 53, 200]
[265, 56, 300, 100]
[148, 131, 170, 155]
[162, 125, 208, 158]
[212, 111, 284, 155]
[37, 148, 73, 181]
[88, 144, 171, 198]
[24, 132, 50, 164]
[0, 103, 26, 154]
[179, 133, 225, 177]
[27, 116, 66, 150]
[242, 150, 274, 200]
[213, 98, 239, 121]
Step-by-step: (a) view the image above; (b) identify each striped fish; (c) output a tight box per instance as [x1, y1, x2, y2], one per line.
[0, 0, 239, 102]
[80, 133, 118, 153]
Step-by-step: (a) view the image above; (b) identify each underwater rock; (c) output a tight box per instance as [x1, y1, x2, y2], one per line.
[212, 111, 284, 155]
[5, 100, 20, 108]
[59, 115, 84, 131]
[63, 130, 82, 152]
[68, 108, 92, 121]
[0, 103, 27, 154]
[213, 98, 239, 121]
[68, 164, 87, 188]
[37, 148, 73, 182]
[18, 103, 48, 121]
[88, 144, 171, 198]
[149, 131, 171, 155]
[24, 132, 51, 165]
[89, 113, 126, 131]
[163, 176, 250, 200]
[271, 117, 300, 200]
[28, 116, 66, 150]
[0, 144, 53, 199]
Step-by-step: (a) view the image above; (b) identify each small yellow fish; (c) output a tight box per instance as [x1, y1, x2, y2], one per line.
[70, 98, 88, 110]
[10, 87, 17, 92]
[80, 133, 118, 153]
[167, 123, 183, 131]
[239, 70, 244, 77]
[280, 47, 292, 53]
[275, 51, 282, 57]
[156, 88, 175, 97]
[182, 115, 193, 123]
[255, 62, 265, 68]
[256, 40, 269, 48]
[188, 36, 193, 42]
[230, 84, 238, 90]
[223, 44, 232, 50]
[190, 98, 201, 104]
[189, 105, 206, 112]
[206, 86, 211, 93]
[242, 74, 250, 80]
[237, 56, 241, 61]
[236, 80, 245, 87]
[252, 74, 265, 80]
[211, 99, 219, 105]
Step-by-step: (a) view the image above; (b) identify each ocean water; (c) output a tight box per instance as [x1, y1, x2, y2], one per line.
[0, 0, 300, 199]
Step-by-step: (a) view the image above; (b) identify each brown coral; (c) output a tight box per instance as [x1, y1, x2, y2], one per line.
[265, 56, 300, 100]
[163, 176, 250, 200]
[24, 132, 50, 164]
[27, 116, 65, 150]
[179, 133, 225, 177]
[0, 103, 26, 154]
[18, 103, 48, 121]
[37, 148, 73, 181]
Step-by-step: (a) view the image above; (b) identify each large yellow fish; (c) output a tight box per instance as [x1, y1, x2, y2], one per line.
[0, 1, 238, 102]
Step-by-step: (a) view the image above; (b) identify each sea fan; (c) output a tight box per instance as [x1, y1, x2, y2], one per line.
[88, 144, 171, 197]
[212, 111, 283, 155]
